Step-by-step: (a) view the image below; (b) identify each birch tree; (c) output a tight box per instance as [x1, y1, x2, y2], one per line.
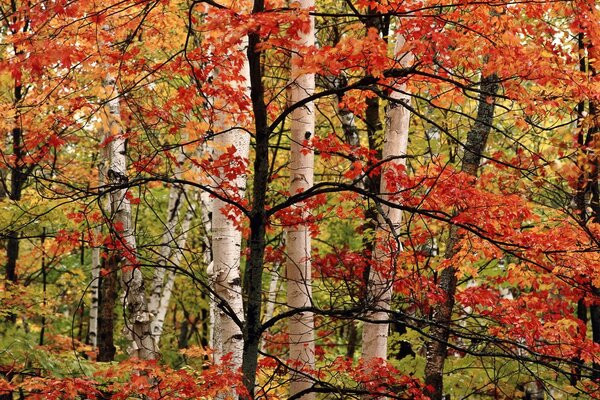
[89, 234, 100, 349]
[210, 39, 251, 375]
[151, 191, 198, 343]
[103, 71, 158, 360]
[286, 0, 316, 396]
[88, 153, 107, 349]
[148, 155, 186, 343]
[362, 32, 413, 363]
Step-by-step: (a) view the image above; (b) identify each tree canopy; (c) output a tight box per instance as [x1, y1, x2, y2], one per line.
[1, 0, 600, 398]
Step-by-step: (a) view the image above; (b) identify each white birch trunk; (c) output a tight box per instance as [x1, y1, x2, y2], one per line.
[264, 261, 281, 325]
[152, 192, 197, 343]
[260, 260, 281, 352]
[148, 155, 185, 341]
[287, 1, 316, 396]
[210, 39, 251, 376]
[361, 33, 413, 363]
[89, 233, 100, 348]
[103, 73, 157, 360]
[199, 189, 216, 352]
[90, 122, 109, 349]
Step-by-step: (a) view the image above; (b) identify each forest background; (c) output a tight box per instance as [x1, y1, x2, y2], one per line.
[1, 0, 600, 398]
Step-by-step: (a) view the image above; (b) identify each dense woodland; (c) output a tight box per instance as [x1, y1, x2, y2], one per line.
[0, 0, 600, 398]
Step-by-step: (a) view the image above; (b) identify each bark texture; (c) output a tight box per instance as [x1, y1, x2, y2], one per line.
[210, 39, 251, 374]
[148, 156, 186, 343]
[5, 81, 24, 314]
[103, 72, 157, 360]
[587, 39, 600, 382]
[287, 0, 316, 396]
[97, 256, 118, 362]
[424, 73, 499, 400]
[89, 151, 107, 348]
[571, 33, 591, 384]
[152, 191, 197, 343]
[362, 33, 413, 363]
[242, 9, 270, 394]
[89, 222, 101, 348]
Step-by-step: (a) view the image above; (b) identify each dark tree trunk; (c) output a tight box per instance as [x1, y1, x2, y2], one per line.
[0, 169, 7, 199]
[424, 74, 499, 400]
[242, 7, 270, 396]
[588, 95, 600, 381]
[200, 307, 209, 347]
[346, 321, 358, 359]
[97, 255, 118, 362]
[392, 321, 415, 359]
[424, 230, 460, 400]
[178, 310, 190, 349]
[4, 82, 24, 324]
[591, 298, 600, 381]
[5, 83, 24, 286]
[39, 229, 47, 346]
[0, 43, 25, 399]
[5, 233, 19, 285]
[461, 74, 500, 176]
[570, 33, 600, 385]
[359, 7, 385, 322]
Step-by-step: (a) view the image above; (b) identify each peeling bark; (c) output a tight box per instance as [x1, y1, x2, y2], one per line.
[152, 192, 197, 343]
[210, 38, 250, 392]
[286, 0, 316, 397]
[89, 152, 108, 349]
[89, 239, 100, 348]
[103, 72, 157, 360]
[362, 33, 413, 364]
[148, 155, 186, 343]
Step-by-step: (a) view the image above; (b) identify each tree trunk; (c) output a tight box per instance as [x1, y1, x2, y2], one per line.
[587, 38, 600, 382]
[89, 235, 100, 348]
[5, 83, 24, 323]
[152, 192, 196, 344]
[178, 309, 191, 350]
[197, 188, 215, 350]
[362, 33, 413, 364]
[424, 73, 499, 400]
[103, 72, 157, 360]
[264, 261, 281, 325]
[89, 152, 108, 348]
[97, 256, 118, 362]
[148, 158, 186, 343]
[210, 40, 251, 376]
[261, 261, 280, 352]
[591, 295, 600, 380]
[346, 322, 358, 359]
[286, 0, 316, 397]
[242, 14, 270, 396]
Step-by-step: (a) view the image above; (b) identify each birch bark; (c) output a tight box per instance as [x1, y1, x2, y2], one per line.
[287, 0, 316, 397]
[103, 72, 157, 360]
[361, 33, 413, 363]
[211, 39, 251, 375]
[89, 163, 106, 349]
[90, 121, 110, 349]
[152, 192, 197, 343]
[89, 236, 100, 348]
[148, 155, 186, 342]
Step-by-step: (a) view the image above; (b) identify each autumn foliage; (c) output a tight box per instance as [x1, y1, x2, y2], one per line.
[1, 0, 600, 398]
